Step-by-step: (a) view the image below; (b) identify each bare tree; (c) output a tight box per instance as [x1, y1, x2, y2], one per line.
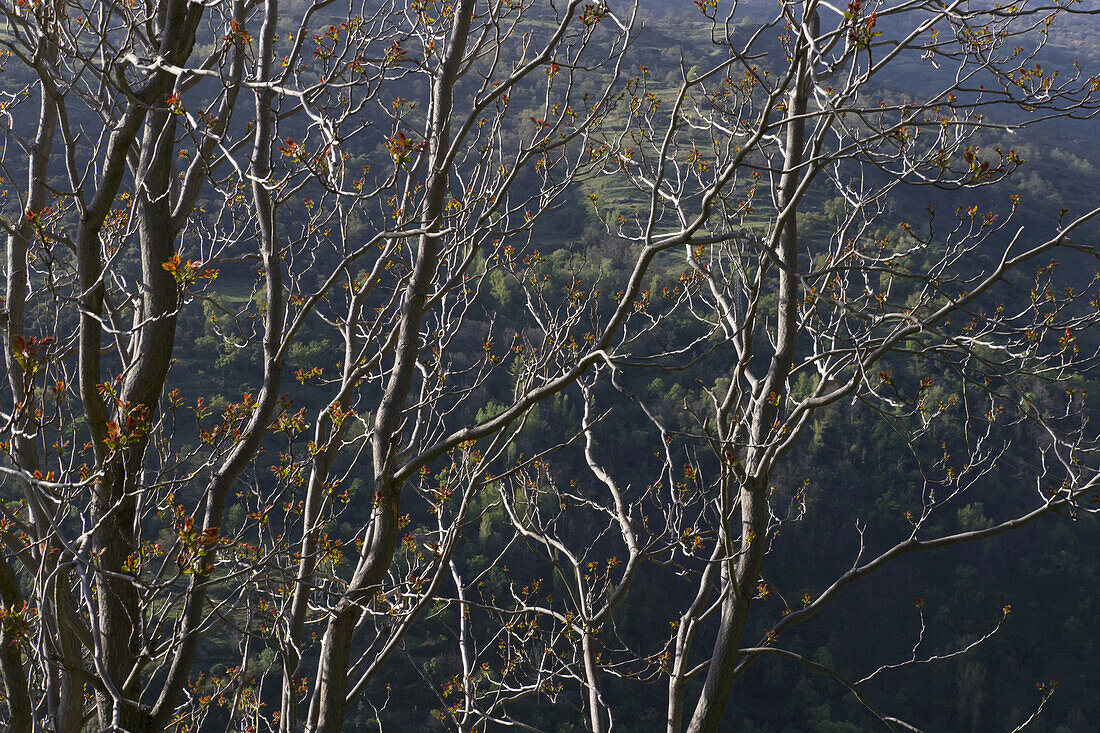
[0, 0, 647, 730]
[419, 0, 1100, 731]
[0, 0, 1097, 730]
[510, 0, 1100, 730]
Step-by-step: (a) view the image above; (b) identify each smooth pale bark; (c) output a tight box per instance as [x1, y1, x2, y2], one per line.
[306, 1, 478, 730]
[582, 630, 608, 733]
[684, 477, 771, 733]
[3, 14, 95, 731]
[149, 0, 286, 725]
[89, 107, 183, 731]
[281, 415, 345, 731]
[0, 554, 31, 732]
[1, 45, 56, 733]
[684, 14, 812, 731]
[70, 1, 204, 727]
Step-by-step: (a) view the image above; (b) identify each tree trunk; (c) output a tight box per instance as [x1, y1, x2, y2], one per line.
[684, 12, 812, 730]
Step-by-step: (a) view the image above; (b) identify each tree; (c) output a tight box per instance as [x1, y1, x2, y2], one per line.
[0, 0, 1097, 732]
[419, 1, 1100, 731]
[506, 1, 1100, 730]
[0, 0, 640, 729]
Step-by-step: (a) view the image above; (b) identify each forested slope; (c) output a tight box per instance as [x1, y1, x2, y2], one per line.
[0, 0, 1098, 730]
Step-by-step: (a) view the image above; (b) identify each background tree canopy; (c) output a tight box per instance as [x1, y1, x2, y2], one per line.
[0, 0, 1098, 730]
